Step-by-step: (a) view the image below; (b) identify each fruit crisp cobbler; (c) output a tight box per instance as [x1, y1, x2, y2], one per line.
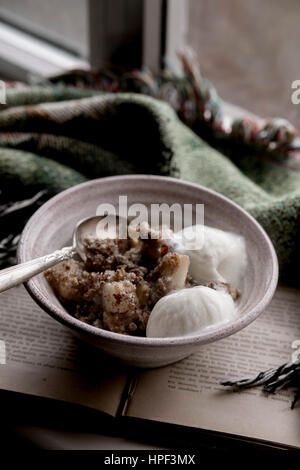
[45, 228, 240, 336]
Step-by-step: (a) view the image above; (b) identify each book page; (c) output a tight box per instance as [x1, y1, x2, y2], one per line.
[125, 285, 300, 448]
[0, 286, 129, 417]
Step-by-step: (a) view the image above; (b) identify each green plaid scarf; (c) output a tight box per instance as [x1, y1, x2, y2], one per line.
[0, 84, 299, 282]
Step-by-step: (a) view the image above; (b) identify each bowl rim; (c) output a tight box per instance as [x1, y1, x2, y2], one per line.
[18, 174, 279, 348]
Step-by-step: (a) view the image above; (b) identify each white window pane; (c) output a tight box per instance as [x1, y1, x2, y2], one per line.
[0, 0, 88, 57]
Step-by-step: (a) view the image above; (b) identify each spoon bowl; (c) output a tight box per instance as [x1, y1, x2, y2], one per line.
[0, 215, 109, 293]
[73, 215, 102, 261]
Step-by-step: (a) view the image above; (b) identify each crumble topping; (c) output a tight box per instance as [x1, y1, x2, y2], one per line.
[45, 229, 240, 336]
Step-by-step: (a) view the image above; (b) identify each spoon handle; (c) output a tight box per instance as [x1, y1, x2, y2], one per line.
[0, 246, 75, 294]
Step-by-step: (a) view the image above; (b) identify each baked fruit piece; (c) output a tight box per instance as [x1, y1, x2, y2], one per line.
[45, 229, 241, 336]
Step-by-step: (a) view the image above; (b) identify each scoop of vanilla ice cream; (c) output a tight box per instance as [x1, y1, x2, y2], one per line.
[146, 286, 236, 338]
[172, 225, 247, 286]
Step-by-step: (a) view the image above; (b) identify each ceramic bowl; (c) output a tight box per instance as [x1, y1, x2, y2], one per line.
[18, 175, 278, 368]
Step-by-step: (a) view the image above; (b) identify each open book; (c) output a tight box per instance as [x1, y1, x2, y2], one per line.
[0, 284, 299, 449]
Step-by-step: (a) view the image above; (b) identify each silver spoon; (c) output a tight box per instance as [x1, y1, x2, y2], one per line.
[0, 215, 107, 294]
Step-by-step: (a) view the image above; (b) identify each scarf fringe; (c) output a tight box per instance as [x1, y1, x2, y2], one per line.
[221, 359, 300, 408]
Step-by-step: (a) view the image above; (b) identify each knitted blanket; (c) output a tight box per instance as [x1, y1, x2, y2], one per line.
[0, 72, 299, 282]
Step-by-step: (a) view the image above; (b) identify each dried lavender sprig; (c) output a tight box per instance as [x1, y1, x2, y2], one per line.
[0, 234, 20, 266]
[0, 190, 46, 217]
[221, 359, 300, 408]
[0, 190, 47, 268]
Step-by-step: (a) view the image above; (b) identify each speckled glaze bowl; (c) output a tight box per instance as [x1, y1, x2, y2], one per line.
[18, 175, 278, 368]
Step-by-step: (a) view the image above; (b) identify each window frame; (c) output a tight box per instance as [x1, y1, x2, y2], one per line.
[0, 0, 188, 81]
